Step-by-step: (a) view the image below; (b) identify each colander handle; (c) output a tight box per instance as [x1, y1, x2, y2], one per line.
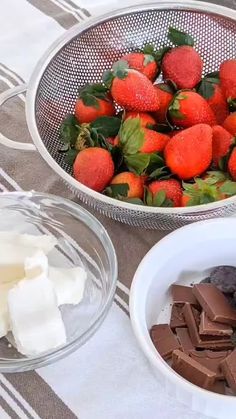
[0, 84, 36, 151]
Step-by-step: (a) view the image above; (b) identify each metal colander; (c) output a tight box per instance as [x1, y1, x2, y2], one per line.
[1, 1, 236, 229]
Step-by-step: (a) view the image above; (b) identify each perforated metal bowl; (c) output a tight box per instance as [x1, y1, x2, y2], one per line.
[1, 1, 236, 229]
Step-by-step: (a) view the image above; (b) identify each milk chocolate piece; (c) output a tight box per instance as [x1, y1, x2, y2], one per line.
[199, 311, 233, 337]
[209, 380, 225, 394]
[150, 324, 181, 360]
[171, 285, 198, 306]
[193, 284, 236, 326]
[190, 350, 231, 379]
[183, 304, 233, 350]
[176, 328, 195, 353]
[220, 349, 236, 393]
[172, 349, 216, 389]
[170, 304, 186, 330]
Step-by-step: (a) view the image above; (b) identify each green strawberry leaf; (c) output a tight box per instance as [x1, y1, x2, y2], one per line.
[112, 60, 129, 79]
[119, 118, 145, 155]
[148, 166, 172, 180]
[144, 187, 153, 206]
[64, 148, 78, 166]
[125, 153, 150, 175]
[220, 180, 236, 196]
[111, 146, 124, 172]
[205, 71, 220, 79]
[59, 114, 79, 146]
[104, 183, 129, 198]
[91, 116, 121, 138]
[142, 44, 156, 55]
[123, 197, 144, 205]
[168, 27, 194, 47]
[81, 94, 99, 109]
[146, 153, 165, 174]
[143, 54, 155, 66]
[169, 95, 186, 120]
[198, 80, 215, 100]
[206, 171, 228, 184]
[169, 109, 185, 119]
[79, 83, 108, 100]
[186, 195, 201, 206]
[153, 190, 166, 206]
[103, 70, 114, 88]
[157, 83, 174, 94]
[228, 97, 236, 112]
[155, 46, 171, 63]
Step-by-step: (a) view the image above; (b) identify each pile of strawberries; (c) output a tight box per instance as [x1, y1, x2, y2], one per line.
[59, 27, 236, 207]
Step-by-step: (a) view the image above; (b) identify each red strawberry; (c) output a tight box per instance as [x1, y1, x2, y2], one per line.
[104, 61, 160, 112]
[197, 75, 229, 124]
[73, 147, 114, 192]
[110, 172, 144, 199]
[169, 91, 216, 128]
[228, 148, 236, 181]
[125, 111, 156, 127]
[220, 59, 236, 105]
[223, 112, 236, 136]
[162, 46, 203, 89]
[121, 52, 158, 81]
[154, 83, 174, 123]
[148, 179, 182, 207]
[164, 124, 213, 180]
[181, 172, 228, 206]
[139, 129, 169, 153]
[212, 125, 233, 167]
[75, 83, 115, 124]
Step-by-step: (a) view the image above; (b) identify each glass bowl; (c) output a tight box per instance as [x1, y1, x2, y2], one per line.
[0, 191, 117, 372]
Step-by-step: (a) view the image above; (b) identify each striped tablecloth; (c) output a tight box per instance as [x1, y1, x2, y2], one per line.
[0, 1, 235, 418]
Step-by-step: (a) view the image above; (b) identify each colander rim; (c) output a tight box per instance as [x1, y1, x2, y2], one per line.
[26, 1, 236, 215]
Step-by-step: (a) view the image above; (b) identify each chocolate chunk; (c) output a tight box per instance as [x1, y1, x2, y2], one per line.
[170, 304, 186, 330]
[172, 349, 216, 389]
[171, 285, 198, 306]
[220, 349, 236, 393]
[209, 380, 225, 394]
[176, 328, 195, 353]
[190, 350, 231, 379]
[199, 311, 233, 337]
[183, 304, 233, 350]
[210, 266, 236, 293]
[193, 284, 236, 326]
[150, 324, 181, 360]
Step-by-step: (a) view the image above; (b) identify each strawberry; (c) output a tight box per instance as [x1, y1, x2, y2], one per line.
[148, 179, 182, 207]
[197, 74, 229, 124]
[169, 91, 216, 128]
[220, 59, 236, 108]
[121, 52, 158, 81]
[103, 60, 160, 112]
[228, 148, 236, 181]
[154, 83, 174, 123]
[124, 111, 156, 127]
[164, 124, 213, 180]
[181, 171, 236, 206]
[162, 27, 203, 89]
[74, 83, 115, 124]
[223, 112, 236, 136]
[212, 125, 233, 167]
[139, 129, 169, 153]
[181, 172, 228, 206]
[110, 172, 144, 199]
[73, 147, 114, 192]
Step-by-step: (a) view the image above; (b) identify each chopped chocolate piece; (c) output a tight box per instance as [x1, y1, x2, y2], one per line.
[172, 349, 216, 389]
[209, 380, 225, 395]
[199, 311, 233, 337]
[176, 328, 195, 353]
[210, 266, 236, 293]
[171, 285, 198, 306]
[193, 284, 236, 326]
[170, 304, 186, 330]
[189, 350, 231, 379]
[220, 349, 236, 393]
[150, 324, 181, 360]
[183, 304, 233, 350]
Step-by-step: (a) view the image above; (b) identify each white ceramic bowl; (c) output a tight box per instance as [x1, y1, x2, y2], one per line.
[129, 218, 236, 419]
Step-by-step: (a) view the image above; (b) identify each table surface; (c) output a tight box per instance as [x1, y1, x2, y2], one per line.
[0, 1, 235, 418]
